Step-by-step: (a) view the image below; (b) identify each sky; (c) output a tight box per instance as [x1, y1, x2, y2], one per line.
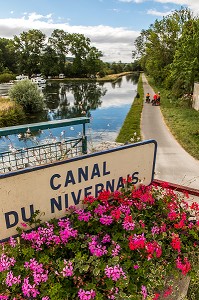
[0, 0, 198, 63]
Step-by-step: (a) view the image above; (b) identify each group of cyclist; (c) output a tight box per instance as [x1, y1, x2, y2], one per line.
[145, 92, 160, 106]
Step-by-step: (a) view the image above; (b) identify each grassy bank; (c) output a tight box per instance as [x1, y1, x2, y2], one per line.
[50, 72, 133, 83]
[116, 74, 143, 143]
[0, 97, 25, 127]
[147, 77, 199, 161]
[97, 72, 133, 82]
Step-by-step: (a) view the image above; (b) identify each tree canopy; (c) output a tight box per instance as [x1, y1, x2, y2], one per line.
[0, 29, 136, 79]
[133, 7, 198, 97]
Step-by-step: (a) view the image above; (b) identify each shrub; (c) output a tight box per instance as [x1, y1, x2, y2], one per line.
[0, 182, 198, 299]
[0, 72, 15, 83]
[8, 80, 44, 113]
[0, 99, 26, 127]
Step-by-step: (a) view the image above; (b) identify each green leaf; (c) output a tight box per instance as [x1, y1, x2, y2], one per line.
[93, 268, 101, 276]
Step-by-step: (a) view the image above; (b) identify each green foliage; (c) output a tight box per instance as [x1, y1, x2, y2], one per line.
[187, 269, 199, 300]
[133, 7, 198, 95]
[13, 29, 46, 75]
[0, 72, 15, 83]
[116, 73, 143, 143]
[0, 38, 17, 73]
[8, 80, 44, 113]
[0, 28, 136, 79]
[40, 46, 59, 77]
[0, 99, 25, 127]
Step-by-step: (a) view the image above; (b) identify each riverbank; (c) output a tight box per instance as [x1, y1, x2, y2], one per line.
[49, 71, 133, 83]
[96, 71, 133, 82]
[116, 73, 143, 143]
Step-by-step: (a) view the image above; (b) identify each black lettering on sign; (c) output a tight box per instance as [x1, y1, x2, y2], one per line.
[5, 205, 35, 229]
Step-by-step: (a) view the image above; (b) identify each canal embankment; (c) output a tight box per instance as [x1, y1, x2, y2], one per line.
[116, 73, 143, 143]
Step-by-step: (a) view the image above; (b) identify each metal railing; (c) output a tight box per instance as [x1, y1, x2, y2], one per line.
[0, 117, 90, 173]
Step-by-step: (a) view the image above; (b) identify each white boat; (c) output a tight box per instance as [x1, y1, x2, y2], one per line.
[16, 74, 29, 81]
[31, 76, 46, 85]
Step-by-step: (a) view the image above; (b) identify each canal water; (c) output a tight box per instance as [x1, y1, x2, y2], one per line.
[0, 74, 139, 152]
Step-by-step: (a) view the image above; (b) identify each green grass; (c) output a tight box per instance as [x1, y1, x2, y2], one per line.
[116, 74, 143, 143]
[147, 77, 199, 160]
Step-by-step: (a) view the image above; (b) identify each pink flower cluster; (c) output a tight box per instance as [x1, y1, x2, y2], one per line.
[22, 277, 40, 298]
[176, 256, 191, 275]
[78, 288, 96, 300]
[99, 215, 113, 225]
[75, 208, 92, 222]
[24, 258, 48, 285]
[128, 233, 146, 250]
[122, 215, 135, 230]
[88, 236, 108, 257]
[5, 271, 21, 287]
[58, 218, 78, 244]
[111, 242, 121, 257]
[61, 260, 73, 277]
[19, 258, 49, 298]
[105, 264, 126, 281]
[21, 218, 78, 250]
[171, 234, 181, 252]
[145, 241, 162, 260]
[0, 254, 15, 272]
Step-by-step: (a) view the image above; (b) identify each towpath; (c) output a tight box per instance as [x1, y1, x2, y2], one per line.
[141, 73, 199, 190]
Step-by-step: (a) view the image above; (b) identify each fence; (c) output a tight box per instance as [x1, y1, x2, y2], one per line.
[0, 117, 90, 173]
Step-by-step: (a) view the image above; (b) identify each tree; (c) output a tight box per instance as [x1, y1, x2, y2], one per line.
[0, 38, 17, 73]
[13, 30, 46, 75]
[48, 29, 70, 73]
[69, 33, 91, 77]
[133, 8, 193, 84]
[40, 45, 59, 77]
[8, 80, 44, 113]
[168, 18, 199, 96]
[84, 46, 103, 77]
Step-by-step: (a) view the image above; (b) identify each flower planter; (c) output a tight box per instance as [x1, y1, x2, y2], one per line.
[0, 182, 198, 299]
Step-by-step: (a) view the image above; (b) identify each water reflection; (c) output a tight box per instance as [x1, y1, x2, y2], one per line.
[0, 73, 139, 151]
[42, 73, 138, 121]
[43, 81, 106, 120]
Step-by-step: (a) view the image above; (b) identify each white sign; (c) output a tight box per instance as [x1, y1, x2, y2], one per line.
[0, 140, 157, 241]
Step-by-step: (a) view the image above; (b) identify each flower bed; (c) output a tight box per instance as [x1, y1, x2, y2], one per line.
[0, 181, 199, 299]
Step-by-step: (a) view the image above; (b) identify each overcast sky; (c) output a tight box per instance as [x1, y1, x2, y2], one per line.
[0, 0, 198, 63]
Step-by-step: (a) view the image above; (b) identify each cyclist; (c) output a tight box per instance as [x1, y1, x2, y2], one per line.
[156, 92, 160, 105]
[145, 92, 150, 103]
[152, 93, 157, 105]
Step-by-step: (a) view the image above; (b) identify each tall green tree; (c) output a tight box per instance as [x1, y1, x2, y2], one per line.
[40, 45, 59, 77]
[168, 18, 199, 96]
[69, 33, 91, 76]
[84, 46, 103, 77]
[48, 29, 70, 73]
[133, 8, 192, 84]
[13, 29, 46, 75]
[0, 38, 17, 73]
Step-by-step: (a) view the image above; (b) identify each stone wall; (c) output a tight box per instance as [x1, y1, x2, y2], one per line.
[192, 82, 199, 111]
